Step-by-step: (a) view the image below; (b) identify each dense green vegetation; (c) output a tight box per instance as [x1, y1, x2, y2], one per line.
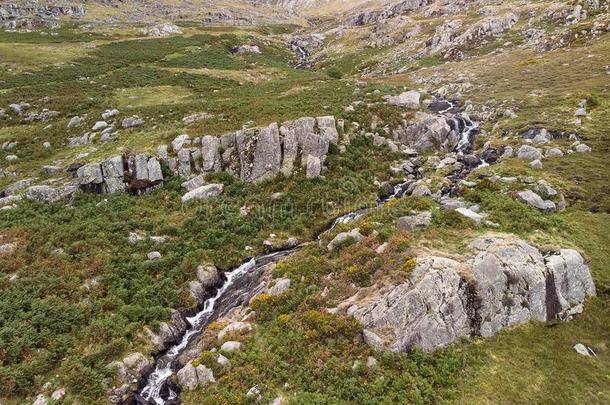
[1, 7, 609, 404]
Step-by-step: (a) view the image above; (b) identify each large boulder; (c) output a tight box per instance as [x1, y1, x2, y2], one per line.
[517, 145, 543, 162]
[393, 112, 458, 152]
[176, 362, 215, 391]
[352, 257, 471, 352]
[25, 185, 75, 203]
[146, 310, 188, 351]
[316, 116, 339, 145]
[236, 123, 282, 183]
[396, 211, 432, 232]
[517, 190, 556, 212]
[327, 228, 364, 252]
[384, 91, 421, 109]
[346, 234, 595, 352]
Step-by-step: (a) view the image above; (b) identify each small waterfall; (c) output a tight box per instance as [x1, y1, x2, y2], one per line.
[133, 112, 484, 404]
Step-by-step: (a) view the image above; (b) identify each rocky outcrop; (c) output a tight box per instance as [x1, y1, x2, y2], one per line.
[430, 13, 519, 54]
[344, 234, 595, 352]
[146, 310, 188, 351]
[76, 154, 163, 194]
[176, 362, 215, 390]
[0, 3, 85, 29]
[139, 23, 182, 37]
[392, 112, 476, 152]
[164, 116, 336, 183]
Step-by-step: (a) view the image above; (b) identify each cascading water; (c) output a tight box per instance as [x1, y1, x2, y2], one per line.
[132, 107, 484, 405]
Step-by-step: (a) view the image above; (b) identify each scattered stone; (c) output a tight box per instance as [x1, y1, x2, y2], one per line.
[5, 155, 18, 163]
[232, 44, 261, 54]
[268, 278, 291, 295]
[51, 389, 66, 401]
[128, 232, 146, 244]
[530, 159, 543, 169]
[91, 121, 108, 132]
[147, 251, 161, 260]
[0, 243, 16, 256]
[456, 207, 485, 223]
[181, 183, 224, 203]
[140, 23, 183, 37]
[546, 148, 564, 158]
[327, 228, 364, 252]
[517, 190, 556, 213]
[67, 116, 84, 129]
[122, 116, 144, 128]
[220, 341, 242, 352]
[575, 144, 592, 153]
[41, 165, 61, 175]
[176, 362, 215, 391]
[573, 343, 596, 357]
[218, 322, 252, 342]
[32, 394, 48, 405]
[246, 385, 261, 398]
[25, 185, 74, 203]
[385, 91, 421, 109]
[396, 211, 432, 232]
[366, 356, 378, 368]
[181, 174, 206, 192]
[517, 145, 543, 162]
[102, 109, 119, 120]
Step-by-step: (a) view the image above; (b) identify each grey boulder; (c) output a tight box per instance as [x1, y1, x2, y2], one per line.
[181, 184, 223, 203]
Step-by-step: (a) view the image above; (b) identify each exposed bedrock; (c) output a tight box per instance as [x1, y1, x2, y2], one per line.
[76, 115, 337, 195]
[343, 234, 595, 352]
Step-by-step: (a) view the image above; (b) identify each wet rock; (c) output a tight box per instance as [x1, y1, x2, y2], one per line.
[181, 183, 224, 203]
[197, 264, 221, 289]
[146, 310, 187, 351]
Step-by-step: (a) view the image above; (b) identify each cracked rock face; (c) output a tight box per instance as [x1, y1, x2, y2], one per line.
[346, 234, 595, 352]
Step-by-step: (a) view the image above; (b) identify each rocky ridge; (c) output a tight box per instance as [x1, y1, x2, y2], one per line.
[341, 234, 596, 352]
